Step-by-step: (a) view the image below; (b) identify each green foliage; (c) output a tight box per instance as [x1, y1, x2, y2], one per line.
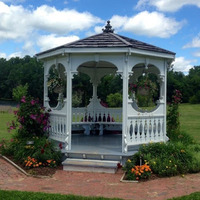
[167, 90, 182, 137]
[72, 73, 92, 107]
[0, 190, 122, 200]
[12, 84, 29, 102]
[98, 74, 122, 104]
[72, 91, 83, 107]
[168, 192, 200, 200]
[0, 56, 43, 101]
[189, 91, 200, 104]
[7, 96, 50, 138]
[106, 93, 122, 107]
[128, 141, 200, 177]
[1, 135, 61, 168]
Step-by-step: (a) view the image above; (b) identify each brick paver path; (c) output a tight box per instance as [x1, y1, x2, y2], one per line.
[0, 157, 200, 200]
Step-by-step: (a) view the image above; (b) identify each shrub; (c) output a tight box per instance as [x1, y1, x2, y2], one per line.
[2, 135, 61, 168]
[106, 93, 122, 107]
[8, 96, 50, 138]
[167, 89, 182, 136]
[12, 84, 29, 102]
[3, 95, 61, 168]
[124, 141, 198, 178]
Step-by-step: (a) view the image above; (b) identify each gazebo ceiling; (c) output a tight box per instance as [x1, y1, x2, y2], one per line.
[36, 21, 175, 57]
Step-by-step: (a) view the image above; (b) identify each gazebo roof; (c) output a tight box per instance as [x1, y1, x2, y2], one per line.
[36, 21, 175, 57]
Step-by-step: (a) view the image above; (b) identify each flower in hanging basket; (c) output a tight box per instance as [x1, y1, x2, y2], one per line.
[129, 76, 158, 97]
[48, 76, 65, 93]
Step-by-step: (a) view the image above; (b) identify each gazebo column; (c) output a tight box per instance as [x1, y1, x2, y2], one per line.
[43, 62, 50, 108]
[122, 53, 130, 153]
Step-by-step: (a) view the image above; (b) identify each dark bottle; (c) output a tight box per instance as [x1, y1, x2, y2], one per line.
[95, 114, 97, 122]
[84, 114, 87, 122]
[107, 114, 110, 122]
[98, 113, 102, 122]
[103, 114, 106, 122]
[88, 113, 92, 122]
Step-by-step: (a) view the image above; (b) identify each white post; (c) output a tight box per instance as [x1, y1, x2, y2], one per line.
[65, 56, 73, 150]
[164, 60, 168, 141]
[43, 62, 50, 108]
[122, 53, 130, 153]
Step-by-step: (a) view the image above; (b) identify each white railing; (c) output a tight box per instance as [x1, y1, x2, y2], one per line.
[126, 115, 165, 146]
[72, 107, 122, 123]
[49, 112, 67, 142]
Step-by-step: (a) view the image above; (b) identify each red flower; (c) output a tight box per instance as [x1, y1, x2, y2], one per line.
[41, 148, 44, 154]
[117, 163, 122, 169]
[59, 143, 62, 149]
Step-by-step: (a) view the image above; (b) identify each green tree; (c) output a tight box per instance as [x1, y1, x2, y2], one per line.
[12, 84, 29, 102]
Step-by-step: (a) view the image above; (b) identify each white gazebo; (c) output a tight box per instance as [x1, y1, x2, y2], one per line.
[36, 21, 175, 172]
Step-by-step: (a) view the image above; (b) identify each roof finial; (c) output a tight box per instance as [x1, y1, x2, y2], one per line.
[102, 20, 114, 33]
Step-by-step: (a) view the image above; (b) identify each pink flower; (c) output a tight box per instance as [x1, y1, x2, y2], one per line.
[10, 138, 14, 142]
[13, 110, 18, 115]
[30, 114, 37, 120]
[21, 96, 26, 103]
[31, 99, 36, 105]
[0, 144, 2, 147]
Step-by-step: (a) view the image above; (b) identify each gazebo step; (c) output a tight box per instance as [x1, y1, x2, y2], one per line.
[64, 151, 124, 161]
[62, 158, 119, 173]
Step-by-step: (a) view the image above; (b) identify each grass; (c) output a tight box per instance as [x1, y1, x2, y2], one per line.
[0, 190, 200, 200]
[168, 192, 200, 200]
[0, 190, 122, 200]
[179, 103, 200, 141]
[0, 106, 15, 140]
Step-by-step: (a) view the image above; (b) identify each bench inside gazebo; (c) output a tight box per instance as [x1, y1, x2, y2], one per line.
[36, 21, 175, 173]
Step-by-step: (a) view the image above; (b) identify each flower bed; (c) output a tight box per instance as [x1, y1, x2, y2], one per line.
[0, 96, 62, 177]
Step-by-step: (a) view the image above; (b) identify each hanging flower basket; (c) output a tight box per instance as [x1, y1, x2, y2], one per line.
[137, 87, 150, 96]
[53, 86, 64, 94]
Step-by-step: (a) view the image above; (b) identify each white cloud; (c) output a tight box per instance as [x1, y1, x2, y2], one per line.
[37, 34, 79, 51]
[31, 5, 102, 35]
[8, 51, 23, 59]
[183, 33, 200, 48]
[0, 2, 102, 56]
[0, 52, 7, 58]
[110, 15, 128, 30]
[172, 57, 194, 72]
[0, 2, 33, 42]
[110, 12, 184, 38]
[193, 51, 200, 57]
[136, 0, 200, 12]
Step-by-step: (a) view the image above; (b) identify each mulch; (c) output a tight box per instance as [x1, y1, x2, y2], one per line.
[5, 155, 60, 177]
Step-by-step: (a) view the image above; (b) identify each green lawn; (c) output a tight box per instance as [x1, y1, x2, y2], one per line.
[0, 190, 121, 200]
[0, 190, 200, 200]
[0, 109, 15, 140]
[179, 104, 200, 142]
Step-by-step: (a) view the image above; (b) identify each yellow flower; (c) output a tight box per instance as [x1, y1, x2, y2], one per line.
[127, 159, 131, 163]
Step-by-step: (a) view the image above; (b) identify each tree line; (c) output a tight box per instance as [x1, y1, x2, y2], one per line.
[0, 56, 200, 104]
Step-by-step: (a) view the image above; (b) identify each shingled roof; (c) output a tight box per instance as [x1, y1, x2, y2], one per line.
[36, 21, 175, 56]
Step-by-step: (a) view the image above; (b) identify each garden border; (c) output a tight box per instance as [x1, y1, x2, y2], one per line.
[120, 172, 138, 183]
[0, 154, 52, 178]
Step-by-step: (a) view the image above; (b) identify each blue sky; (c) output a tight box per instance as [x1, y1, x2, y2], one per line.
[0, 0, 200, 73]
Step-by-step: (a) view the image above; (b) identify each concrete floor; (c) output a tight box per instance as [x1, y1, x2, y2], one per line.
[71, 133, 122, 154]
